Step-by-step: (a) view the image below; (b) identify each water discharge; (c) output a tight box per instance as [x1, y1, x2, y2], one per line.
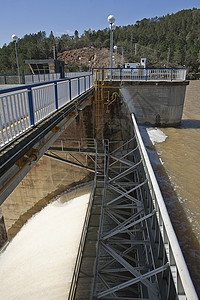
[0, 192, 90, 300]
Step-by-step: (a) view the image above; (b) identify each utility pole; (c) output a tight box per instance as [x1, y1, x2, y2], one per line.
[167, 48, 170, 68]
[53, 45, 57, 60]
[130, 33, 133, 56]
[12, 34, 20, 84]
[135, 43, 137, 56]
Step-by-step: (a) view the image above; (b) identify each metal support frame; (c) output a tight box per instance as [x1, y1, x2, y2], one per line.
[92, 136, 189, 299]
[44, 152, 95, 173]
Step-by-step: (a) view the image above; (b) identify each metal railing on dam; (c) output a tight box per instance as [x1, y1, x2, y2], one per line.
[0, 74, 93, 148]
[93, 67, 186, 81]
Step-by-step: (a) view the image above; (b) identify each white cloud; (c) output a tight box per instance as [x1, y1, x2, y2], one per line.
[56, 29, 74, 36]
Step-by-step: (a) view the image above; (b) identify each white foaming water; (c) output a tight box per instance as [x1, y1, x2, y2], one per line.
[146, 127, 167, 145]
[0, 193, 90, 300]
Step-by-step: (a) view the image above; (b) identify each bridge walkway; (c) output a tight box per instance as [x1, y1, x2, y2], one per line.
[74, 178, 104, 299]
[0, 74, 94, 205]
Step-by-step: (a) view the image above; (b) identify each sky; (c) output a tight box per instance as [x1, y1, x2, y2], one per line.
[0, 0, 199, 47]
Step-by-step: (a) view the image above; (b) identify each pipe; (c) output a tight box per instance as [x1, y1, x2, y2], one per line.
[44, 153, 95, 173]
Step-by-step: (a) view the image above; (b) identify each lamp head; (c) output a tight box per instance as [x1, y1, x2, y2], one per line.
[12, 34, 18, 41]
[108, 14, 115, 24]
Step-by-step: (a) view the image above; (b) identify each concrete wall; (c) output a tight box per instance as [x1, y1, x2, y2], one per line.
[120, 81, 189, 126]
[0, 103, 94, 242]
[0, 208, 7, 248]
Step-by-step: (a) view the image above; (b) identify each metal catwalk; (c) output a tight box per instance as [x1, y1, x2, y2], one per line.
[91, 116, 197, 299]
[92, 137, 171, 299]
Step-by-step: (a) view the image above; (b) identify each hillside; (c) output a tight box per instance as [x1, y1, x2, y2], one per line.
[57, 47, 111, 70]
[0, 8, 199, 77]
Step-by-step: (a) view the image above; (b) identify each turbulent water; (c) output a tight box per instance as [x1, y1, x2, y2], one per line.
[143, 80, 200, 295]
[0, 192, 90, 300]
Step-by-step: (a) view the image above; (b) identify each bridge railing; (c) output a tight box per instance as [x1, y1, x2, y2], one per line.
[68, 139, 97, 300]
[65, 71, 92, 78]
[0, 73, 61, 85]
[0, 74, 94, 148]
[131, 114, 198, 299]
[93, 67, 186, 81]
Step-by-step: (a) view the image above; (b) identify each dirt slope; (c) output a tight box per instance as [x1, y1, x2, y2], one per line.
[57, 46, 122, 68]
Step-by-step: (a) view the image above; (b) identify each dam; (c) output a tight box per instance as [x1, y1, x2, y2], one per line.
[0, 69, 198, 299]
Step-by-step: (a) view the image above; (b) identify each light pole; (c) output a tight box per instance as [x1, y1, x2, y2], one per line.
[79, 57, 82, 72]
[167, 48, 170, 68]
[12, 34, 20, 84]
[88, 60, 91, 72]
[107, 15, 116, 70]
[114, 45, 117, 67]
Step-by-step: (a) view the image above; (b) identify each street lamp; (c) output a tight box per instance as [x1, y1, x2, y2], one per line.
[12, 34, 20, 84]
[107, 15, 116, 70]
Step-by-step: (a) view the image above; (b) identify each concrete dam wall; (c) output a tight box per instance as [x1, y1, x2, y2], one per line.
[120, 81, 189, 126]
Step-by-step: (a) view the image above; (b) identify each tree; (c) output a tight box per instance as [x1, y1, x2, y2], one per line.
[74, 30, 79, 39]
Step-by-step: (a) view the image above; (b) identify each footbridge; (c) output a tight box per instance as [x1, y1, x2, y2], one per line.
[0, 68, 198, 299]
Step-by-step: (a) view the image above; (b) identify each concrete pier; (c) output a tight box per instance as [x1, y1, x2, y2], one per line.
[120, 81, 189, 126]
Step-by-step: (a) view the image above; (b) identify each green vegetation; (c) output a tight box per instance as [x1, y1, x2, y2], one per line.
[0, 8, 199, 78]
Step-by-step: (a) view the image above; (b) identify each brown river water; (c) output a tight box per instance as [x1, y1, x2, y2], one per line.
[146, 80, 200, 295]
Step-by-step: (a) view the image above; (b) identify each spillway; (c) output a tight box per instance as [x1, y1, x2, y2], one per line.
[0, 191, 90, 300]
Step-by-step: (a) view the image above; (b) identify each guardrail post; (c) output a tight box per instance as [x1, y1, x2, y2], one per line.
[22, 74, 25, 84]
[27, 87, 35, 126]
[78, 77, 80, 95]
[69, 79, 72, 101]
[89, 75, 90, 88]
[54, 82, 58, 110]
[84, 76, 86, 91]
[120, 68, 122, 80]
[171, 69, 173, 81]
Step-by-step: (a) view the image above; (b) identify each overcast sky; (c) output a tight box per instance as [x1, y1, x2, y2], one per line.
[0, 0, 199, 47]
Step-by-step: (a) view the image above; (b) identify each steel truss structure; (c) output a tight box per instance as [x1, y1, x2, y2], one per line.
[93, 138, 171, 299]
[92, 122, 198, 299]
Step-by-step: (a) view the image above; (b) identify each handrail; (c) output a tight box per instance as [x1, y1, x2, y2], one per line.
[131, 113, 198, 299]
[68, 139, 97, 300]
[93, 67, 186, 81]
[0, 74, 94, 148]
[0, 73, 61, 85]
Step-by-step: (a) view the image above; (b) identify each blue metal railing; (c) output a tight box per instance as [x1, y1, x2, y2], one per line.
[0, 74, 93, 148]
